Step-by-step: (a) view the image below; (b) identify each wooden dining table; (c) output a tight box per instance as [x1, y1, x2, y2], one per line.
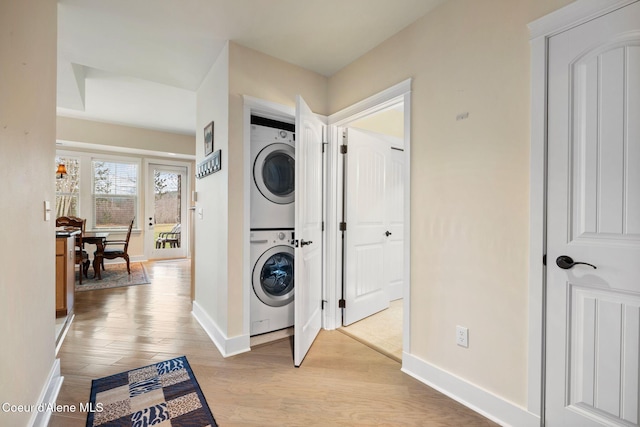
[83, 231, 109, 280]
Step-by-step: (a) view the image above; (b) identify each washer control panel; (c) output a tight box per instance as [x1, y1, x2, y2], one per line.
[249, 230, 295, 246]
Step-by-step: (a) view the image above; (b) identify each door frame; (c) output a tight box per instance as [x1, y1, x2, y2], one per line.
[327, 79, 412, 358]
[527, 0, 637, 420]
[143, 158, 192, 261]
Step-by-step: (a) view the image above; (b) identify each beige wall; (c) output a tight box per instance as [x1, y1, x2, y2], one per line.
[57, 116, 195, 155]
[194, 43, 231, 334]
[229, 42, 329, 116]
[328, 0, 573, 406]
[0, 0, 57, 425]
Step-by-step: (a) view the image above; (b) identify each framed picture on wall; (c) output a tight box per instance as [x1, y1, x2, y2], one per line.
[204, 121, 214, 156]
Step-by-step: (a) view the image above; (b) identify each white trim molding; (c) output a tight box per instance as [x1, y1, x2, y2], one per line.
[526, 0, 638, 422]
[403, 353, 540, 427]
[192, 301, 250, 357]
[56, 139, 196, 161]
[29, 359, 63, 427]
[528, 0, 637, 40]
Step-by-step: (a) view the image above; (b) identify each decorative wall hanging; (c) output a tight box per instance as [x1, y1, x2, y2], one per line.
[204, 121, 214, 156]
[196, 149, 221, 179]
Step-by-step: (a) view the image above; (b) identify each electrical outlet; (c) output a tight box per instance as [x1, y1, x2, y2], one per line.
[456, 325, 469, 348]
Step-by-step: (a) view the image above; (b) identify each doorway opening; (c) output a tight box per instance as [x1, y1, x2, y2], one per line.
[145, 163, 189, 260]
[326, 80, 411, 364]
[337, 101, 406, 362]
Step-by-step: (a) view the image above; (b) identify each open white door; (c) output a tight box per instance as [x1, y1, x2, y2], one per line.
[546, 2, 640, 425]
[343, 128, 390, 325]
[385, 143, 404, 301]
[294, 95, 324, 367]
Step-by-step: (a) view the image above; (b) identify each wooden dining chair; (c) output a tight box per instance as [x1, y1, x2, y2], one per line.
[96, 218, 134, 274]
[55, 216, 90, 283]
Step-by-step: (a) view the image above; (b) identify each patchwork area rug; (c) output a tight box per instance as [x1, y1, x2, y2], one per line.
[87, 356, 217, 427]
[76, 262, 150, 292]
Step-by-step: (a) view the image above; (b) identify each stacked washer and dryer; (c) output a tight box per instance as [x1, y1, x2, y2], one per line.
[249, 118, 296, 336]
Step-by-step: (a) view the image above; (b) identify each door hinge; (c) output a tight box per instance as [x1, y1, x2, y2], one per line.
[340, 145, 347, 154]
[543, 254, 547, 266]
[322, 221, 325, 231]
[322, 300, 327, 310]
[339, 222, 347, 231]
[339, 299, 346, 308]
[322, 142, 328, 153]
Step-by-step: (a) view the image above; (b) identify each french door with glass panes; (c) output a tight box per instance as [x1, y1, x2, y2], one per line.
[146, 164, 188, 259]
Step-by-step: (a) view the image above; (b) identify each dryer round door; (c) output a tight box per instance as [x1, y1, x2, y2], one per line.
[253, 143, 295, 204]
[253, 245, 294, 307]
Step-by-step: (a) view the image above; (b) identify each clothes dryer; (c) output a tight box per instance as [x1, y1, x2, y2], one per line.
[250, 124, 295, 229]
[250, 229, 295, 336]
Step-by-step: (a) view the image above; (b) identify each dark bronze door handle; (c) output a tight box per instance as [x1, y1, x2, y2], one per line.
[301, 239, 313, 246]
[385, 231, 392, 236]
[556, 255, 596, 270]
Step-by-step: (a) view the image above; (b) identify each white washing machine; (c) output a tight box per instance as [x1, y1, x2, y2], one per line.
[250, 123, 295, 229]
[250, 229, 295, 336]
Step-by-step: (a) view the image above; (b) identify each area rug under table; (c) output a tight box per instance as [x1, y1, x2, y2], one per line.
[87, 356, 217, 427]
[76, 262, 150, 292]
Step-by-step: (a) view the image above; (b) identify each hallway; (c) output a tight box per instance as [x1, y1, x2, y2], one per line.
[50, 260, 495, 426]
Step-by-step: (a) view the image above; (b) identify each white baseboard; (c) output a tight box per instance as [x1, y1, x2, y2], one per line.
[55, 314, 75, 356]
[29, 359, 64, 427]
[402, 353, 540, 427]
[192, 301, 250, 357]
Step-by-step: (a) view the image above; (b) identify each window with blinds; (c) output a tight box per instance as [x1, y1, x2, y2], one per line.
[92, 160, 138, 228]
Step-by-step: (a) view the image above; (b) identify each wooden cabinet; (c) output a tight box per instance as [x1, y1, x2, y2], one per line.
[56, 235, 75, 317]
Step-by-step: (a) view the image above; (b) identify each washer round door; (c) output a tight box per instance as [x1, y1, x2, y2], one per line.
[253, 245, 295, 307]
[253, 143, 295, 204]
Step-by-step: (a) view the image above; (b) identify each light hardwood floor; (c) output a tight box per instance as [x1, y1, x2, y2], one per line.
[50, 260, 496, 426]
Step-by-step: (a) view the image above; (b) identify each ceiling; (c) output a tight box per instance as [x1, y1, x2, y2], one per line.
[57, 0, 445, 135]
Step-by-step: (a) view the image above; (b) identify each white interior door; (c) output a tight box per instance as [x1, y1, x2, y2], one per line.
[294, 95, 324, 367]
[146, 164, 187, 259]
[343, 128, 389, 325]
[385, 144, 404, 301]
[343, 128, 404, 325]
[546, 2, 640, 426]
